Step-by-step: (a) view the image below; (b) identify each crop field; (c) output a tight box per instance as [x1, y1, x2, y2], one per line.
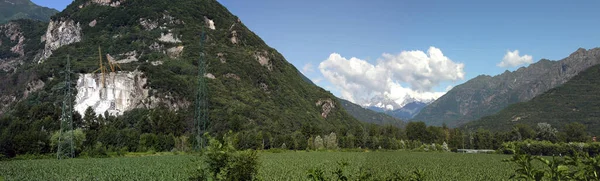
[0, 151, 515, 180]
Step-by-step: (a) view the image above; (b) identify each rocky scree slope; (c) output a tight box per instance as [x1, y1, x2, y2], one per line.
[414, 48, 600, 127]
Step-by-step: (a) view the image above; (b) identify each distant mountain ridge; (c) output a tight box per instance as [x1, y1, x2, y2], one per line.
[298, 72, 405, 127]
[0, 0, 58, 24]
[414, 48, 600, 127]
[366, 101, 428, 120]
[464, 64, 600, 135]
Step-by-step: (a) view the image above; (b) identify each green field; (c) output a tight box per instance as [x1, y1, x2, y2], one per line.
[0, 151, 515, 180]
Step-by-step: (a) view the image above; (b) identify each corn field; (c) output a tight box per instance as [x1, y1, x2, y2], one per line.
[0, 152, 515, 180]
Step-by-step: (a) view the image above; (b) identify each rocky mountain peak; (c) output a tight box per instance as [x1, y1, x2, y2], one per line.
[414, 47, 600, 127]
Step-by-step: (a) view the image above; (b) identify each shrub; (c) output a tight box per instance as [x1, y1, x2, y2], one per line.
[190, 133, 260, 181]
[499, 140, 600, 156]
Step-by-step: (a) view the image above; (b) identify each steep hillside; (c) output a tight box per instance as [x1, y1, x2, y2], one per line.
[0, 0, 58, 24]
[0, 0, 364, 138]
[338, 98, 405, 128]
[464, 64, 600, 135]
[298, 71, 405, 127]
[387, 102, 427, 120]
[414, 48, 600, 127]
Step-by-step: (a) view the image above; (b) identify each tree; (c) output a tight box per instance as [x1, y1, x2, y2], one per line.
[426, 126, 445, 144]
[473, 128, 493, 149]
[536, 123, 557, 142]
[514, 123, 536, 140]
[406, 122, 428, 142]
[50, 128, 86, 154]
[324, 132, 338, 149]
[564, 122, 588, 142]
[314, 135, 324, 150]
[83, 107, 97, 130]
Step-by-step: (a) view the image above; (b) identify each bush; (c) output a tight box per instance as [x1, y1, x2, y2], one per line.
[499, 140, 600, 156]
[504, 153, 600, 180]
[190, 132, 260, 181]
[50, 128, 86, 155]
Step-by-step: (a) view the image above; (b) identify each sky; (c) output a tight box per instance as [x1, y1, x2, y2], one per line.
[32, 0, 600, 107]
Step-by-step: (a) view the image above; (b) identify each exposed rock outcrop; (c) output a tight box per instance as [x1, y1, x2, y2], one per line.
[217, 53, 226, 63]
[80, 0, 124, 8]
[158, 32, 181, 43]
[224, 73, 240, 80]
[204, 16, 215, 30]
[230, 30, 238, 44]
[166, 46, 184, 58]
[88, 19, 97, 27]
[254, 50, 272, 71]
[23, 80, 45, 98]
[0, 22, 26, 71]
[204, 73, 215, 79]
[39, 19, 82, 63]
[316, 99, 335, 118]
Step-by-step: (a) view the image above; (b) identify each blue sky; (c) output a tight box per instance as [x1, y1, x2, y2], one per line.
[32, 0, 600, 106]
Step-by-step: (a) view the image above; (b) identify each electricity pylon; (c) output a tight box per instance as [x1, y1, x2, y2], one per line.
[195, 31, 208, 150]
[57, 55, 74, 159]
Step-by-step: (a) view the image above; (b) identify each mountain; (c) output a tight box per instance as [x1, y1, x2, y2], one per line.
[338, 98, 405, 128]
[414, 48, 600, 127]
[0, 0, 58, 24]
[464, 64, 600, 135]
[362, 94, 433, 120]
[366, 101, 427, 120]
[364, 95, 403, 111]
[0, 0, 366, 138]
[387, 101, 427, 120]
[297, 71, 405, 127]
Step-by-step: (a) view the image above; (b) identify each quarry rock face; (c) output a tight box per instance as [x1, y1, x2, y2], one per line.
[74, 71, 148, 116]
[39, 19, 82, 63]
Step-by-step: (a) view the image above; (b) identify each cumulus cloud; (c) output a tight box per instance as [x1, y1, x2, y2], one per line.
[302, 63, 314, 73]
[497, 50, 533, 68]
[319, 47, 465, 106]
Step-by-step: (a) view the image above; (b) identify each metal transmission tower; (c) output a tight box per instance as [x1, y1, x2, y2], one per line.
[195, 31, 208, 150]
[57, 55, 75, 159]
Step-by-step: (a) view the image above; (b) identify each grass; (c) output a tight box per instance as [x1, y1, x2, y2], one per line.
[0, 151, 515, 180]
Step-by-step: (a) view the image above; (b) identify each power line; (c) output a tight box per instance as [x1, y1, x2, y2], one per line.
[195, 30, 208, 151]
[57, 55, 74, 159]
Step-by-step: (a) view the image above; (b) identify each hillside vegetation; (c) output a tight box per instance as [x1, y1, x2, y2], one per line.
[464, 64, 600, 135]
[414, 48, 600, 127]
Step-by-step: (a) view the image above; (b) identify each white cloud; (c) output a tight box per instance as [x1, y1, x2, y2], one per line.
[302, 63, 314, 73]
[318, 46, 465, 106]
[497, 50, 533, 68]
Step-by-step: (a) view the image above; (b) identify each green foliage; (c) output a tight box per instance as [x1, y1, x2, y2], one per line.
[1, 152, 516, 180]
[305, 161, 426, 181]
[50, 128, 86, 154]
[190, 133, 260, 181]
[406, 122, 427, 142]
[499, 140, 600, 156]
[503, 154, 545, 181]
[505, 153, 600, 181]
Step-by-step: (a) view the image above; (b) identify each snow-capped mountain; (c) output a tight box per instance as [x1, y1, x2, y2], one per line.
[363, 95, 435, 111]
[363, 95, 437, 120]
